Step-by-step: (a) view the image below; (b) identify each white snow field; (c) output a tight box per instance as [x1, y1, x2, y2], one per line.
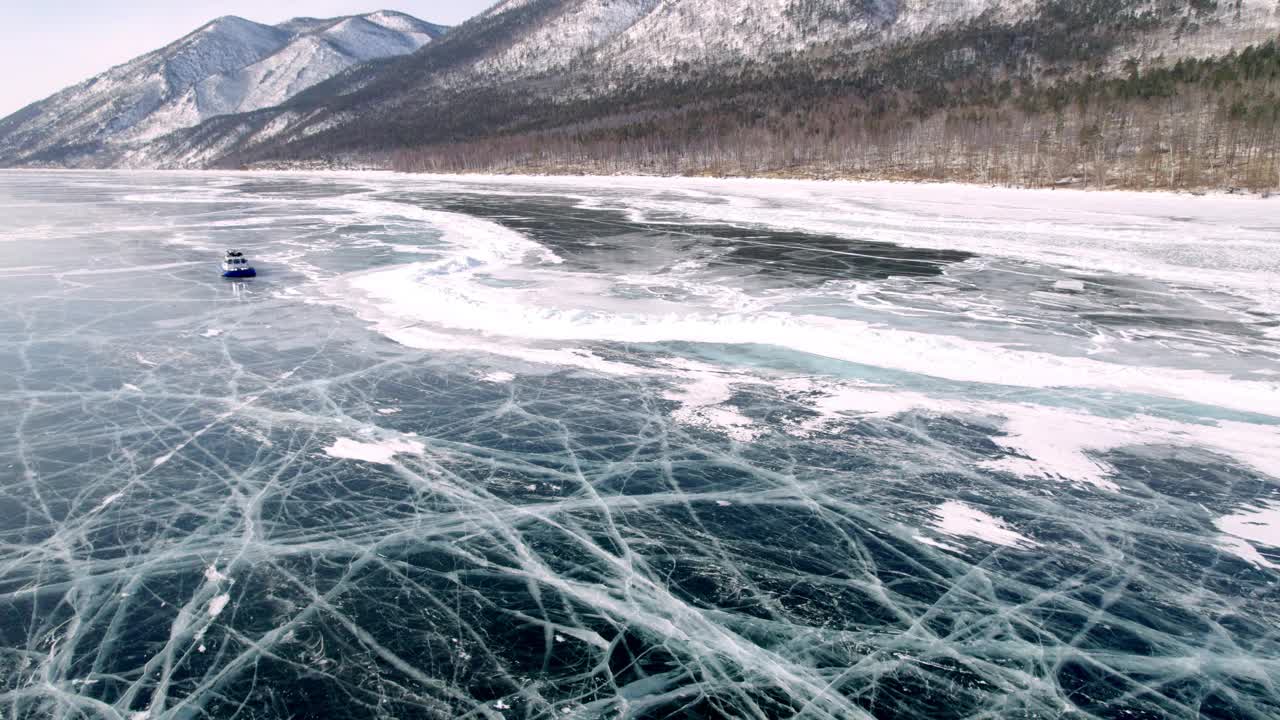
[0, 170, 1276, 719]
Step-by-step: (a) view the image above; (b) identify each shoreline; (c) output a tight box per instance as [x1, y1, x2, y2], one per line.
[4, 165, 1277, 201]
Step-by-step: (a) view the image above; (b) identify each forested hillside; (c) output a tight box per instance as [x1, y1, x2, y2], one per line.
[206, 0, 1280, 191]
[381, 18, 1280, 190]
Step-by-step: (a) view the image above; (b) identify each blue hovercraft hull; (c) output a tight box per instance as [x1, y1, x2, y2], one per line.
[222, 268, 257, 278]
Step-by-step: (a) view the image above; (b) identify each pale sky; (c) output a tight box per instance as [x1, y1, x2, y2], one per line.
[0, 1, 496, 118]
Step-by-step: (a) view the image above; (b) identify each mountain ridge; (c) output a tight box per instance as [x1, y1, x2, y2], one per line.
[0, 10, 447, 166]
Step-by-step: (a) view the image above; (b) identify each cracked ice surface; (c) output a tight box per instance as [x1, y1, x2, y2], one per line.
[0, 170, 1278, 719]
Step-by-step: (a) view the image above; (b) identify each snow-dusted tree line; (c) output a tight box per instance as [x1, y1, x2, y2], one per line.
[378, 35, 1280, 191]
[61, 0, 1270, 188]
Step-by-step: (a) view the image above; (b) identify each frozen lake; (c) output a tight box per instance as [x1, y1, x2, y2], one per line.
[1, 170, 1278, 718]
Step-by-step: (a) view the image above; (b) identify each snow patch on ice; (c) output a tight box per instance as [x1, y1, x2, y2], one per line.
[324, 436, 426, 465]
[662, 365, 763, 442]
[1217, 503, 1280, 546]
[92, 492, 124, 513]
[1218, 536, 1277, 570]
[208, 593, 230, 617]
[1215, 502, 1280, 569]
[982, 407, 1280, 490]
[778, 378, 939, 435]
[981, 409, 1122, 490]
[914, 534, 964, 553]
[929, 501, 1035, 548]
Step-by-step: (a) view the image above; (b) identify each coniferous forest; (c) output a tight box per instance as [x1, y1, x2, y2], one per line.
[238, 0, 1278, 191]
[378, 37, 1280, 190]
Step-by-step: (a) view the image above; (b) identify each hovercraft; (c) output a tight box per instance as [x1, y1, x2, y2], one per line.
[221, 250, 256, 278]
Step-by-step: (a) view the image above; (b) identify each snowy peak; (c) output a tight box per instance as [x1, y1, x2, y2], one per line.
[362, 10, 448, 35]
[197, 15, 280, 39]
[279, 10, 443, 36]
[186, 12, 445, 121]
[160, 16, 293, 92]
[180, 14, 442, 125]
[276, 16, 340, 35]
[0, 9, 448, 166]
[323, 16, 427, 59]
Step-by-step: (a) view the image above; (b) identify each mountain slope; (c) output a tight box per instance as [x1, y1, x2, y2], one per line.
[181, 0, 1276, 191]
[0, 17, 289, 163]
[0, 10, 446, 166]
[185, 14, 443, 125]
[5, 0, 1278, 190]
[579, 0, 1035, 73]
[141, 0, 1033, 163]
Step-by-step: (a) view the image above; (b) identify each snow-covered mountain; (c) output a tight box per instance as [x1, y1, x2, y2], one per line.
[0, 10, 446, 166]
[5, 0, 1278, 176]
[461, 0, 1033, 80]
[454, 0, 1280, 84]
[131, 0, 1062, 164]
[142, 0, 1036, 159]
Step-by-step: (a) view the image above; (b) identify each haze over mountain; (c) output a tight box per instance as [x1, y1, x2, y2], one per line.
[0, 10, 446, 167]
[2, 0, 1278, 190]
